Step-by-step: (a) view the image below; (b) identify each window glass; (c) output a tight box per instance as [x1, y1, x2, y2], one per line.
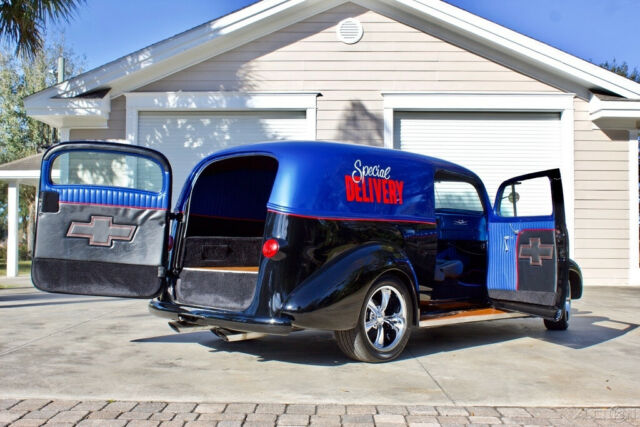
[51, 150, 163, 193]
[498, 176, 552, 217]
[435, 180, 484, 212]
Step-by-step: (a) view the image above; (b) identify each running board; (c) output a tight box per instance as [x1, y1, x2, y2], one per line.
[419, 308, 529, 328]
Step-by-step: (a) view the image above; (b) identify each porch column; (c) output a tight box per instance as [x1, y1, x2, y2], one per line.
[6, 181, 19, 277]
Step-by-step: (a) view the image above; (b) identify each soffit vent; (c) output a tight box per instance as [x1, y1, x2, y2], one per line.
[336, 18, 363, 44]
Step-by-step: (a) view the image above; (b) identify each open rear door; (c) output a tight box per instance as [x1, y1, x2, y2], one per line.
[32, 142, 172, 298]
[486, 169, 569, 319]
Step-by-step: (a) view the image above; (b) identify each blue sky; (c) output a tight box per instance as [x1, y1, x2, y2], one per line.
[52, 0, 640, 75]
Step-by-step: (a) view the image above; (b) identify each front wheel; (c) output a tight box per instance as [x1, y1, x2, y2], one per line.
[334, 275, 412, 362]
[544, 285, 571, 331]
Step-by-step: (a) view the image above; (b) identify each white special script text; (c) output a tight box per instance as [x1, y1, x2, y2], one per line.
[351, 159, 391, 184]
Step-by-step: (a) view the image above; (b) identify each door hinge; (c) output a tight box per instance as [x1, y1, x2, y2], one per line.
[158, 266, 166, 278]
[168, 212, 183, 221]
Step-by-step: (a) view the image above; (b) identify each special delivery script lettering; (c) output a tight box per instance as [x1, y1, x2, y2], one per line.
[345, 159, 404, 205]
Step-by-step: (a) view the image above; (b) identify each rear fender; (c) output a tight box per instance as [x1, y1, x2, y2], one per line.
[568, 258, 583, 300]
[281, 242, 419, 331]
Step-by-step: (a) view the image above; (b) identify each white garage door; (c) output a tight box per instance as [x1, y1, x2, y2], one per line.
[395, 112, 562, 204]
[138, 111, 308, 203]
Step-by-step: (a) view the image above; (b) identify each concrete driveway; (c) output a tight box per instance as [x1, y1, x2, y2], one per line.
[1, 284, 638, 407]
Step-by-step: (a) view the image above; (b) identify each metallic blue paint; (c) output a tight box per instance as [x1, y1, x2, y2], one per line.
[175, 141, 486, 222]
[282, 242, 420, 330]
[40, 143, 171, 210]
[486, 219, 554, 292]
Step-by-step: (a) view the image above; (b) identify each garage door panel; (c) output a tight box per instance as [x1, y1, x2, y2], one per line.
[395, 112, 562, 202]
[138, 111, 307, 204]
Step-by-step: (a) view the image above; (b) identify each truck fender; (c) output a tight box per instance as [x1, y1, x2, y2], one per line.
[568, 258, 583, 300]
[281, 242, 419, 331]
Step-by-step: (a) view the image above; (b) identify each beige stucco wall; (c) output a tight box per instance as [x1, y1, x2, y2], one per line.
[69, 2, 635, 285]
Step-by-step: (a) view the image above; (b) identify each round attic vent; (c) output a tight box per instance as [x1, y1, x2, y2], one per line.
[336, 18, 363, 44]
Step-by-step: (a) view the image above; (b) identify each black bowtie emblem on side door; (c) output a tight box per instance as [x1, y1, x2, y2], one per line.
[67, 215, 137, 247]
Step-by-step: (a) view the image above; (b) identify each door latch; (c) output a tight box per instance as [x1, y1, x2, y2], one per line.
[503, 235, 510, 252]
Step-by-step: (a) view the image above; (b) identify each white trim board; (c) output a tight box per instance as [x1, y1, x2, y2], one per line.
[27, 96, 111, 129]
[629, 130, 640, 286]
[382, 91, 575, 254]
[590, 96, 640, 130]
[0, 171, 40, 181]
[125, 92, 319, 144]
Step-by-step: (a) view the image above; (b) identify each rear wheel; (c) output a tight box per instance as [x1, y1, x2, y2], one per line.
[544, 285, 571, 331]
[334, 275, 412, 362]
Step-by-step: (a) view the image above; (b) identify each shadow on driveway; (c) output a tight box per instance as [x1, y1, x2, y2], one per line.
[0, 289, 128, 309]
[130, 308, 638, 366]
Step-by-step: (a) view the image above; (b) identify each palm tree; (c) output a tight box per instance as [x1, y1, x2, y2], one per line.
[0, 0, 83, 57]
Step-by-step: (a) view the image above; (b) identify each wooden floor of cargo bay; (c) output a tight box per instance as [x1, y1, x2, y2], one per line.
[0, 283, 638, 406]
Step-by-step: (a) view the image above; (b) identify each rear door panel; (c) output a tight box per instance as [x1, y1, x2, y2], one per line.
[32, 142, 172, 298]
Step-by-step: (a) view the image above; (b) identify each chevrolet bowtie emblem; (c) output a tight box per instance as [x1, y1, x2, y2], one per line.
[67, 216, 137, 247]
[518, 237, 553, 266]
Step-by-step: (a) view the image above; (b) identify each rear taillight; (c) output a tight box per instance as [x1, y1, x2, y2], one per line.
[262, 238, 280, 259]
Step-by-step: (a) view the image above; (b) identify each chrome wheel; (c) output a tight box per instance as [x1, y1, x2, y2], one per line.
[334, 275, 413, 362]
[363, 285, 407, 351]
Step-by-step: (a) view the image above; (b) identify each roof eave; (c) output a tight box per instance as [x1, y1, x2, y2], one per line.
[0, 170, 40, 181]
[590, 96, 640, 130]
[24, 0, 341, 104]
[367, 0, 640, 99]
[24, 94, 111, 129]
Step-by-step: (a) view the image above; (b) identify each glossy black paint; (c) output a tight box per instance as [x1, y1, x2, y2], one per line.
[155, 211, 436, 333]
[149, 299, 293, 335]
[568, 258, 583, 300]
[282, 242, 419, 330]
[262, 212, 433, 330]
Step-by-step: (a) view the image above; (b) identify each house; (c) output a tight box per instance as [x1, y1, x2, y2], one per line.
[0, 154, 42, 277]
[23, 0, 640, 286]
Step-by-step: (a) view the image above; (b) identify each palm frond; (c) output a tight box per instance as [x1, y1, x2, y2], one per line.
[0, 0, 84, 58]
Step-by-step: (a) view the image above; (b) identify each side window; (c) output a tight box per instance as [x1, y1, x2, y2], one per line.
[50, 150, 164, 193]
[434, 180, 484, 213]
[497, 176, 553, 217]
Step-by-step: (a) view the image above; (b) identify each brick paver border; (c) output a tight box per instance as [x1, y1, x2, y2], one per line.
[1, 399, 639, 426]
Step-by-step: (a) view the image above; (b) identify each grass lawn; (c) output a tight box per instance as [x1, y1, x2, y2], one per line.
[0, 260, 32, 277]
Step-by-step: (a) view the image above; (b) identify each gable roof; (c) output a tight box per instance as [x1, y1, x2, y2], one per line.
[25, 0, 640, 128]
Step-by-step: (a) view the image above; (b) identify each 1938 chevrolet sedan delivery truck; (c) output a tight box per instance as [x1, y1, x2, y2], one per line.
[33, 141, 582, 362]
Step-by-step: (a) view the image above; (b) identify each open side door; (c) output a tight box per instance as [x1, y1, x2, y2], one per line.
[32, 142, 172, 298]
[486, 169, 569, 319]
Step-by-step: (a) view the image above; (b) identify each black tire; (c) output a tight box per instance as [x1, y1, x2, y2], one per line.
[544, 285, 571, 331]
[334, 275, 413, 362]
